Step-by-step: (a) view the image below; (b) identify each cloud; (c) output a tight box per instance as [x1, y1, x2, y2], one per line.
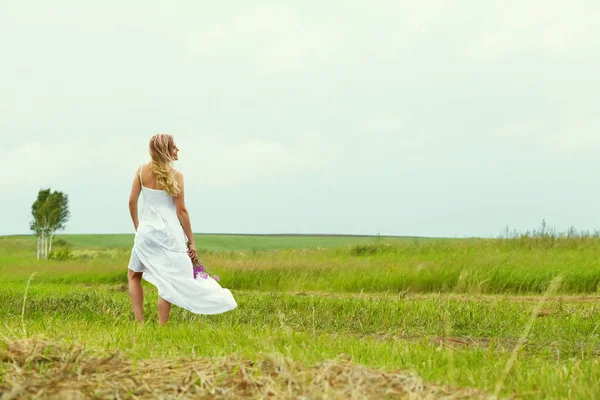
[0, 132, 341, 192]
[550, 126, 600, 152]
[177, 133, 341, 186]
[0, 142, 75, 188]
[392, 0, 450, 35]
[0, 137, 147, 189]
[465, 0, 599, 60]
[186, 6, 343, 75]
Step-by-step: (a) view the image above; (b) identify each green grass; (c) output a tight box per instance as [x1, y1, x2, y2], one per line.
[1, 233, 424, 251]
[2, 235, 600, 294]
[2, 283, 600, 398]
[2, 283, 600, 347]
[3, 233, 600, 398]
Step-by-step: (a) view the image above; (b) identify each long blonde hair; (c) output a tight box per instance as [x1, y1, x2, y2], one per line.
[149, 133, 180, 196]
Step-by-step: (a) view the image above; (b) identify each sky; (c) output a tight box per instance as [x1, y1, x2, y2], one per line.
[1, 1, 599, 238]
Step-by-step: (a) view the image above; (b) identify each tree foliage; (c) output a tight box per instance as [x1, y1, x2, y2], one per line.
[30, 189, 70, 260]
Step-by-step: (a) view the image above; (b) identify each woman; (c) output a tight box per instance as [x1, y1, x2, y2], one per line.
[127, 133, 237, 325]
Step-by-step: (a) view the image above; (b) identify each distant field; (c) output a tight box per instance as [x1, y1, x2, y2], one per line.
[2, 234, 600, 294]
[2, 233, 430, 251]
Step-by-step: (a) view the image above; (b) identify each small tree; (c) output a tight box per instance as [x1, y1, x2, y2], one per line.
[31, 189, 70, 259]
[31, 189, 51, 260]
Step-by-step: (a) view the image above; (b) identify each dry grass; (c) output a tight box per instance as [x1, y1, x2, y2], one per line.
[0, 339, 486, 400]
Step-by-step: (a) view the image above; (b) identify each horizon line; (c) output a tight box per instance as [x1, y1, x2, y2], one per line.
[2, 232, 448, 239]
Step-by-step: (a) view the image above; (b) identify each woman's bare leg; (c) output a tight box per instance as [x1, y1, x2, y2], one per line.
[158, 296, 171, 325]
[128, 269, 144, 323]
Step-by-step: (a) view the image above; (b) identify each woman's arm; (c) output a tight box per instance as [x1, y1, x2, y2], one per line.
[128, 166, 142, 231]
[174, 171, 196, 259]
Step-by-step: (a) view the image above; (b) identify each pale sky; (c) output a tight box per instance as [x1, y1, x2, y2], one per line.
[1, 1, 599, 237]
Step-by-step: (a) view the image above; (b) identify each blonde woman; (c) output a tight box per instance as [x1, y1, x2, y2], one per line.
[127, 133, 237, 325]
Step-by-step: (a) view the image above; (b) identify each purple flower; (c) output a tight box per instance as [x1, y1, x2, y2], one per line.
[193, 266, 203, 279]
[191, 257, 221, 282]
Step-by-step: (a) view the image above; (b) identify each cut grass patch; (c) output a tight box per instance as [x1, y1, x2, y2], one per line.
[0, 338, 486, 399]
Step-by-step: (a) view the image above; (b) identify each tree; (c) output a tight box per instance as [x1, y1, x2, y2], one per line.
[30, 189, 51, 260]
[30, 189, 70, 260]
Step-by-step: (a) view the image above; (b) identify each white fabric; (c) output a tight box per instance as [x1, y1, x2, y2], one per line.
[128, 166, 237, 315]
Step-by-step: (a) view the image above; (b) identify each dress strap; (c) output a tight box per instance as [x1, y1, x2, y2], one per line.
[139, 164, 144, 186]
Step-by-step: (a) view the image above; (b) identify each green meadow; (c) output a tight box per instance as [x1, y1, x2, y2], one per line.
[2, 233, 600, 398]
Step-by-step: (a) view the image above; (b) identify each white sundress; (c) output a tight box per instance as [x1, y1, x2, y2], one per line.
[128, 165, 237, 315]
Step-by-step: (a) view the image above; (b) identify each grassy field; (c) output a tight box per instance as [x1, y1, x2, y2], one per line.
[2, 234, 600, 398]
[2, 234, 600, 294]
[1, 233, 428, 251]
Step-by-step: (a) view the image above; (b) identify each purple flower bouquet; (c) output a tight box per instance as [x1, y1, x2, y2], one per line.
[187, 241, 220, 282]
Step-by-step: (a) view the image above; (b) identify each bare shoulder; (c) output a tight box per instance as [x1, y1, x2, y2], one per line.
[174, 170, 184, 183]
[138, 162, 149, 173]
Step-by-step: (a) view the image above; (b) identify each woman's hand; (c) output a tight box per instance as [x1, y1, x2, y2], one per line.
[187, 242, 197, 260]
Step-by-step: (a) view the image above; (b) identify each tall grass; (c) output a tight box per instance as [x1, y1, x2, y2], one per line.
[2, 283, 599, 347]
[2, 234, 600, 294]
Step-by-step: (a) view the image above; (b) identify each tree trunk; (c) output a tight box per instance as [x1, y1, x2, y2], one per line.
[43, 230, 47, 260]
[49, 232, 54, 255]
[36, 236, 40, 260]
